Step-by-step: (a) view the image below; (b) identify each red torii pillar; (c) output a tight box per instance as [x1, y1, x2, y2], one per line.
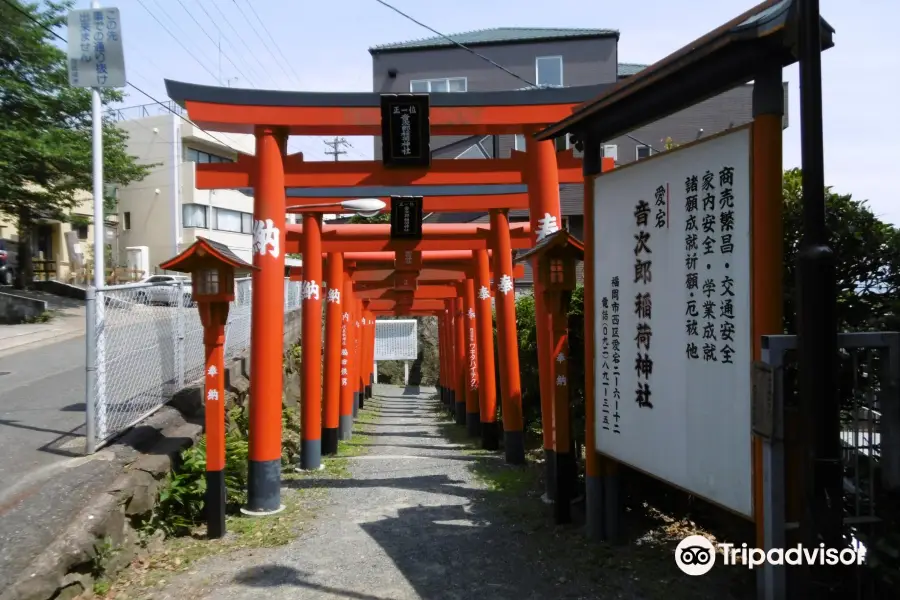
[365, 309, 376, 397]
[437, 311, 447, 407]
[353, 294, 363, 416]
[474, 249, 499, 450]
[359, 301, 371, 408]
[490, 209, 524, 464]
[322, 252, 343, 455]
[525, 132, 564, 500]
[339, 271, 355, 439]
[444, 299, 458, 416]
[463, 278, 480, 437]
[453, 294, 467, 425]
[300, 213, 324, 471]
[245, 126, 287, 515]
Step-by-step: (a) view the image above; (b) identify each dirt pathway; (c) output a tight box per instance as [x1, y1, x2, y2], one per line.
[147, 386, 620, 599]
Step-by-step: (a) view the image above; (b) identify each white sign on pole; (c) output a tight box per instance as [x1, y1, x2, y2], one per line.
[374, 320, 418, 361]
[66, 8, 126, 89]
[594, 127, 753, 517]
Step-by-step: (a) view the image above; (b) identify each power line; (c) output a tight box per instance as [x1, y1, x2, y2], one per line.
[231, 0, 295, 87]
[174, 0, 258, 88]
[372, 0, 537, 89]
[241, 0, 304, 88]
[200, 0, 278, 84]
[134, 0, 220, 82]
[323, 137, 351, 161]
[0, 0, 240, 153]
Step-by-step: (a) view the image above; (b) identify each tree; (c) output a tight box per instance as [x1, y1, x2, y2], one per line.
[781, 167, 900, 333]
[348, 212, 390, 224]
[0, 0, 153, 287]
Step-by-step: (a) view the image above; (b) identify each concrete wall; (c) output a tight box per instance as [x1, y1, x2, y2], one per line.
[0, 291, 47, 324]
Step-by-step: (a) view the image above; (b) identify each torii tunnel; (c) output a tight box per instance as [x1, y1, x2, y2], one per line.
[165, 78, 614, 520]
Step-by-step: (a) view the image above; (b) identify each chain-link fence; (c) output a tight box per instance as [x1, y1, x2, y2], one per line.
[85, 277, 301, 453]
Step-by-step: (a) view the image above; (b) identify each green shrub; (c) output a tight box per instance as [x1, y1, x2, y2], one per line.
[147, 432, 249, 536]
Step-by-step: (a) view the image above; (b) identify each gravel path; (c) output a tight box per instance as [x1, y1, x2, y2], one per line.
[149, 385, 614, 600]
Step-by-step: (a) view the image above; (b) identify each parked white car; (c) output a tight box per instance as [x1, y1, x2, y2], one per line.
[131, 275, 195, 307]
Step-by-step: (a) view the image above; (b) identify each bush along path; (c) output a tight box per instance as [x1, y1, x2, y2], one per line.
[90, 346, 378, 599]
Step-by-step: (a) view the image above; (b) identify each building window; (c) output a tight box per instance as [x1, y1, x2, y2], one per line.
[636, 144, 652, 161]
[536, 56, 563, 88]
[515, 133, 568, 152]
[185, 147, 234, 163]
[213, 207, 243, 233]
[242, 212, 252, 233]
[182, 203, 208, 228]
[123, 211, 131, 230]
[409, 77, 467, 93]
[76, 224, 89, 239]
[602, 144, 618, 162]
[514, 134, 526, 152]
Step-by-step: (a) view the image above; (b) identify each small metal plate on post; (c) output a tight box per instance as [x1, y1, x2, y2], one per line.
[751, 361, 775, 439]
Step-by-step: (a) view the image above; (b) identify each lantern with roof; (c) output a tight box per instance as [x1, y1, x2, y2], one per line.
[514, 229, 583, 293]
[158, 237, 257, 539]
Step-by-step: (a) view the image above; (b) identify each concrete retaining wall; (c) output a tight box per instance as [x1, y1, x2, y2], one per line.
[0, 291, 48, 324]
[32, 281, 87, 301]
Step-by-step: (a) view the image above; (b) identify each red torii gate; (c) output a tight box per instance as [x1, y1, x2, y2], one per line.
[165, 78, 608, 517]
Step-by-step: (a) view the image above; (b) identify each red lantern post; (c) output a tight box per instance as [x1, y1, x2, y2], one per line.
[159, 237, 257, 538]
[514, 229, 584, 524]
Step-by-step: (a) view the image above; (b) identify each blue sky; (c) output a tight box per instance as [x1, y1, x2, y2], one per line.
[87, 0, 899, 224]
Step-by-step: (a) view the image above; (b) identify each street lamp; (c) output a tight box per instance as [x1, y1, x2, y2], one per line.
[287, 198, 386, 218]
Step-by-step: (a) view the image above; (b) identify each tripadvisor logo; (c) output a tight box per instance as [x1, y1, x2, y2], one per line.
[675, 535, 864, 576]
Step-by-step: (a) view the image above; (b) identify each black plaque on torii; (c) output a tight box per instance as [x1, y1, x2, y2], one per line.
[390, 196, 424, 240]
[380, 94, 430, 168]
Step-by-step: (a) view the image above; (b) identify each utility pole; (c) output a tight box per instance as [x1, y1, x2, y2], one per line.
[324, 137, 350, 161]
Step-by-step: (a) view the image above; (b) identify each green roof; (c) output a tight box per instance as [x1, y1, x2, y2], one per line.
[617, 63, 648, 77]
[369, 27, 618, 53]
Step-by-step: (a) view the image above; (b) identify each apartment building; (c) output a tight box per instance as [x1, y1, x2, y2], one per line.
[0, 190, 114, 284]
[111, 103, 260, 274]
[369, 27, 788, 286]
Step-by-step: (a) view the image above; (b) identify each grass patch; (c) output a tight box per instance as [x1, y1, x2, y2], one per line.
[101, 488, 318, 598]
[24, 309, 56, 324]
[101, 407, 382, 599]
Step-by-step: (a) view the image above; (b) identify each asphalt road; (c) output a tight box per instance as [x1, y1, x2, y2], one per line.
[0, 335, 87, 493]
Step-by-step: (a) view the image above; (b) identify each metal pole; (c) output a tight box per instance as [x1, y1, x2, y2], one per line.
[795, 0, 842, 596]
[89, 0, 108, 450]
[84, 287, 97, 454]
[91, 0, 103, 290]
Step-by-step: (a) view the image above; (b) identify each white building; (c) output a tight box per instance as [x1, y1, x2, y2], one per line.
[113, 103, 303, 273]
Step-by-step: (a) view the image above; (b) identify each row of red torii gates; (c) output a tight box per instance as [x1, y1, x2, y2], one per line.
[164, 78, 612, 524]
[159, 6, 842, 598]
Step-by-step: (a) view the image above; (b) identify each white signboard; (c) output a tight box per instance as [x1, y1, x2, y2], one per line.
[374, 319, 418, 361]
[67, 8, 126, 89]
[594, 127, 753, 517]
